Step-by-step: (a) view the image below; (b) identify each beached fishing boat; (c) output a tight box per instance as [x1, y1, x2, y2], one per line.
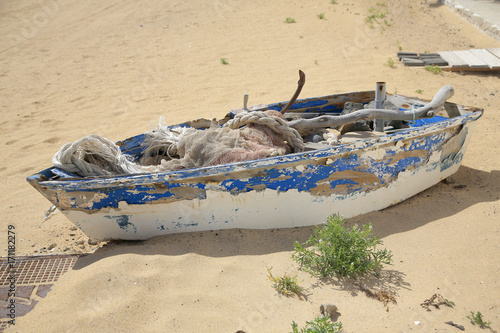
[27, 79, 482, 241]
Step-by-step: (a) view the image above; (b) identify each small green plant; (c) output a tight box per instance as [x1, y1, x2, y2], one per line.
[292, 214, 393, 279]
[267, 266, 304, 298]
[291, 316, 343, 333]
[444, 299, 455, 308]
[284, 17, 296, 23]
[220, 58, 229, 65]
[425, 65, 442, 74]
[330, 0, 337, 4]
[317, 12, 326, 20]
[367, 7, 387, 21]
[467, 311, 491, 328]
[385, 57, 395, 68]
[366, 7, 389, 29]
[416, 89, 424, 94]
[314, 60, 319, 65]
[397, 40, 403, 51]
[377, 1, 387, 6]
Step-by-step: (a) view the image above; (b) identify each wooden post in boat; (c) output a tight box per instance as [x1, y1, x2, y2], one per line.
[374, 82, 386, 132]
[281, 70, 306, 114]
[243, 94, 249, 111]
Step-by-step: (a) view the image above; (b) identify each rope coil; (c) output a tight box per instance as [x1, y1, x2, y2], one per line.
[225, 111, 304, 152]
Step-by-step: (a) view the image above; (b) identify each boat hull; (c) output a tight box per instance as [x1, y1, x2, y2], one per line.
[28, 113, 480, 240]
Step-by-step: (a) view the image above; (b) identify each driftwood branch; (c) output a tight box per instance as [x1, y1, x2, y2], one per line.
[280, 70, 306, 114]
[288, 85, 454, 131]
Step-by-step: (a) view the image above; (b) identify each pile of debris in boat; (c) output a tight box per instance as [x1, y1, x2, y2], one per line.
[51, 73, 454, 177]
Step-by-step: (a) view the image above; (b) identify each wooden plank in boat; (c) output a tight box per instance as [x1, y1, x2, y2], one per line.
[469, 49, 500, 69]
[453, 50, 489, 68]
[444, 102, 466, 118]
[437, 51, 469, 68]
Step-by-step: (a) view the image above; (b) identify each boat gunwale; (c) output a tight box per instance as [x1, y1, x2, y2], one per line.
[28, 110, 482, 191]
[229, 89, 377, 114]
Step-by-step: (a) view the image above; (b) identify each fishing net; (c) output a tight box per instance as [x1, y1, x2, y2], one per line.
[52, 110, 304, 177]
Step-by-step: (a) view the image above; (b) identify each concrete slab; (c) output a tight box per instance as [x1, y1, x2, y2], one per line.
[445, 0, 500, 41]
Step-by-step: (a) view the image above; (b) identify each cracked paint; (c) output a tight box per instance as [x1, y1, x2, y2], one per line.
[26, 101, 482, 240]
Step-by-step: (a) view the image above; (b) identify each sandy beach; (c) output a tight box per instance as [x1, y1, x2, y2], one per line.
[1, 0, 499, 331]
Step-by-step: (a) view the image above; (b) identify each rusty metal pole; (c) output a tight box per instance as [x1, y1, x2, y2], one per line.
[374, 82, 386, 132]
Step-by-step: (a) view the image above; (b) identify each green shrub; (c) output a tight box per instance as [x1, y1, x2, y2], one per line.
[385, 57, 395, 68]
[267, 266, 304, 298]
[425, 65, 441, 74]
[467, 311, 491, 328]
[291, 316, 343, 333]
[292, 214, 392, 279]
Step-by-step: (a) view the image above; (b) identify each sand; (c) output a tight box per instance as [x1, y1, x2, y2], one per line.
[1, 0, 499, 331]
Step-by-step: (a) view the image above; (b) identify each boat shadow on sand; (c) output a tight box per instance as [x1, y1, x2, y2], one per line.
[73, 166, 498, 267]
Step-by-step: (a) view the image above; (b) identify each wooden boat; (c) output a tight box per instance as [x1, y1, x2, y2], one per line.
[27, 82, 482, 241]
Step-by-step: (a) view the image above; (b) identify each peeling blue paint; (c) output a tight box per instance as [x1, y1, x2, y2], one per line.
[27, 92, 482, 238]
[24, 88, 484, 241]
[172, 221, 199, 229]
[104, 215, 137, 232]
[32, 114, 480, 215]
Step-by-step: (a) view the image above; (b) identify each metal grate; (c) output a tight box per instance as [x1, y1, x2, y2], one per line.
[0, 255, 77, 286]
[0, 255, 78, 331]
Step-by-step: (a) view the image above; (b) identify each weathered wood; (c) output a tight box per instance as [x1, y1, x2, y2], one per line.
[443, 102, 466, 118]
[422, 57, 448, 66]
[402, 58, 425, 66]
[397, 52, 418, 60]
[288, 86, 454, 131]
[469, 49, 500, 69]
[454, 50, 489, 68]
[419, 53, 440, 58]
[487, 48, 500, 59]
[441, 66, 500, 72]
[437, 51, 469, 68]
[280, 70, 306, 114]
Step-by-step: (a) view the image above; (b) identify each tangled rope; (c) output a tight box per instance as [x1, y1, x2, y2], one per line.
[52, 135, 152, 177]
[224, 111, 304, 152]
[52, 111, 305, 177]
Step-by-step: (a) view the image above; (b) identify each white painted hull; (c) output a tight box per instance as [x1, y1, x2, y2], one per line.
[27, 87, 483, 241]
[62, 121, 476, 241]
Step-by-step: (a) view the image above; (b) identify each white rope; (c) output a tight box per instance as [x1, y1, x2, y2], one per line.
[52, 135, 149, 177]
[141, 125, 194, 162]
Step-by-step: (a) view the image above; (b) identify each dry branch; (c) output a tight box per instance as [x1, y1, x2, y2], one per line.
[288, 85, 454, 131]
[280, 70, 306, 114]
